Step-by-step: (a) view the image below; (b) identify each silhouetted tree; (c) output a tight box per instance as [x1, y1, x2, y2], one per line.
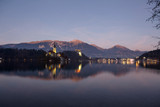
[0, 48, 47, 61]
[147, 0, 160, 29]
[152, 36, 160, 49]
[147, 0, 160, 49]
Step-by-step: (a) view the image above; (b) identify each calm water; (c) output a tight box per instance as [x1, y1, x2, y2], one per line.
[0, 61, 160, 107]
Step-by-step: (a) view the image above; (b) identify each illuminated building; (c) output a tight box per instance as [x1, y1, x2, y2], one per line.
[53, 43, 56, 53]
[46, 42, 57, 57]
[75, 49, 82, 56]
[102, 58, 107, 63]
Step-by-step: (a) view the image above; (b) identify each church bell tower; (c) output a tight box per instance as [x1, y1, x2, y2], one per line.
[53, 42, 56, 53]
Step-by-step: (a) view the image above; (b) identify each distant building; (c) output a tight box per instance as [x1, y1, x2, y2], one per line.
[53, 43, 56, 53]
[75, 49, 82, 56]
[46, 42, 57, 57]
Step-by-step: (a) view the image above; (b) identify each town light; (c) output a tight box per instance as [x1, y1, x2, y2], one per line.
[78, 52, 82, 56]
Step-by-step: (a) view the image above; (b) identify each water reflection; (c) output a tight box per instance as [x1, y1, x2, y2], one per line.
[139, 61, 160, 70]
[75, 64, 82, 73]
[0, 61, 160, 107]
[0, 61, 159, 81]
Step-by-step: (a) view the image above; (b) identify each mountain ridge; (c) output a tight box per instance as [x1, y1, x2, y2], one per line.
[0, 40, 146, 58]
[111, 45, 129, 50]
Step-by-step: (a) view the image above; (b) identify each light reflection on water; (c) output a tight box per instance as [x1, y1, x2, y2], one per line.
[0, 61, 160, 107]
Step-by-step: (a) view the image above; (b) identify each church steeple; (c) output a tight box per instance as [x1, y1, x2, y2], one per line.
[53, 42, 56, 53]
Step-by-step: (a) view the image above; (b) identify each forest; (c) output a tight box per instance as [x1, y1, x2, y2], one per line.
[0, 48, 59, 62]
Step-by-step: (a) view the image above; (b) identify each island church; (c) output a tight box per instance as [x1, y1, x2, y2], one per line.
[46, 42, 57, 57]
[46, 42, 83, 59]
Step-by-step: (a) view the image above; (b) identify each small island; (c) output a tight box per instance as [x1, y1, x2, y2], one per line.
[0, 43, 89, 63]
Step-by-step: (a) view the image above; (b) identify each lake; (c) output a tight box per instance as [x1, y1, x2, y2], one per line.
[0, 61, 160, 107]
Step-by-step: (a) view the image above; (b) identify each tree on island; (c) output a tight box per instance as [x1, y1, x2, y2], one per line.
[147, 0, 160, 49]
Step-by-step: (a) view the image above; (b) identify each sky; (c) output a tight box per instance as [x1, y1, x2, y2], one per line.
[0, 0, 160, 51]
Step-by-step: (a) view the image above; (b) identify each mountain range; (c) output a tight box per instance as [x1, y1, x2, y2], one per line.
[0, 40, 146, 58]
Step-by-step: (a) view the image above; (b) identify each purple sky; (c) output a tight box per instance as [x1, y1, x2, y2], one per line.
[0, 0, 160, 51]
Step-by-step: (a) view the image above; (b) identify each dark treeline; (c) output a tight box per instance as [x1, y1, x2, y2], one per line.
[0, 48, 62, 62]
[0, 48, 46, 61]
[0, 48, 89, 62]
[139, 49, 160, 59]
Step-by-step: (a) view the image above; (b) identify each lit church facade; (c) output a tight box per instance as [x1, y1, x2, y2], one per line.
[46, 42, 82, 59]
[46, 43, 57, 57]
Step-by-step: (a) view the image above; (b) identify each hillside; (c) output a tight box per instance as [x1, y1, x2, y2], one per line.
[139, 49, 160, 59]
[0, 40, 145, 58]
[62, 51, 89, 61]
